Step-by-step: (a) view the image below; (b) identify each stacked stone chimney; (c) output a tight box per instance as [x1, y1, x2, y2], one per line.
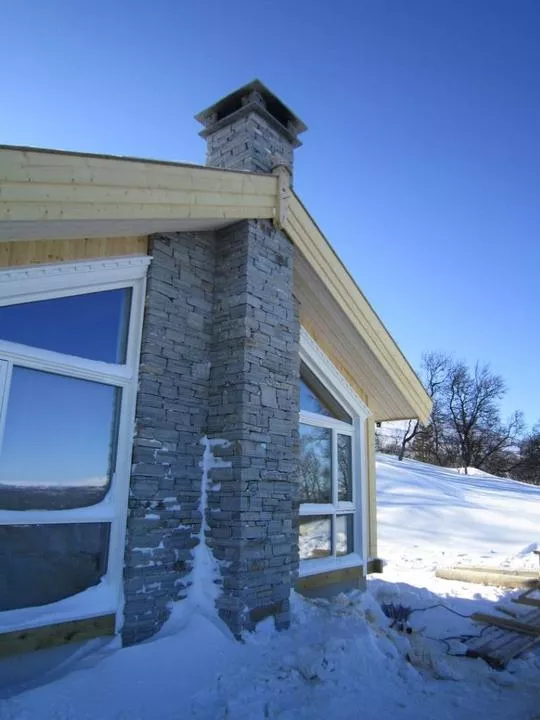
[124, 81, 307, 644]
[195, 79, 307, 176]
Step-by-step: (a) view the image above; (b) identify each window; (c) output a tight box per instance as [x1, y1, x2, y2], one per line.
[0, 368, 120, 510]
[0, 523, 110, 611]
[0, 257, 148, 630]
[298, 330, 370, 575]
[0, 288, 131, 363]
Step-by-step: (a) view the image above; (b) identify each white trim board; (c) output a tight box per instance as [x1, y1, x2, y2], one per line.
[0, 255, 151, 305]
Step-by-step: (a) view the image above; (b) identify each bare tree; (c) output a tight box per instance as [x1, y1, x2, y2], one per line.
[397, 352, 451, 461]
[445, 362, 523, 474]
[508, 422, 540, 485]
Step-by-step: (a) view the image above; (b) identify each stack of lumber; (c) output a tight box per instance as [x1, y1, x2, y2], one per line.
[435, 565, 539, 589]
[465, 586, 540, 668]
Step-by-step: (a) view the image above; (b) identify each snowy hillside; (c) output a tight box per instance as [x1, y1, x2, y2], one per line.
[378, 454, 540, 577]
[1, 457, 540, 719]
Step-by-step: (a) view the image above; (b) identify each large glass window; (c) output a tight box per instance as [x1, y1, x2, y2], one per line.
[298, 364, 360, 567]
[0, 261, 146, 628]
[0, 288, 131, 363]
[299, 424, 332, 503]
[0, 368, 120, 510]
[0, 523, 110, 611]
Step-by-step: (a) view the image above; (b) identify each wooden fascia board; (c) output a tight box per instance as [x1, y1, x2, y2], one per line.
[0, 147, 277, 227]
[285, 193, 432, 424]
[0, 147, 431, 424]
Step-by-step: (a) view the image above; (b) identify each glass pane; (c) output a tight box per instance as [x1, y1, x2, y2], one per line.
[0, 523, 110, 611]
[300, 379, 334, 417]
[299, 424, 331, 503]
[299, 366, 352, 423]
[338, 434, 353, 502]
[336, 515, 354, 557]
[0, 367, 120, 510]
[299, 516, 331, 560]
[0, 288, 131, 363]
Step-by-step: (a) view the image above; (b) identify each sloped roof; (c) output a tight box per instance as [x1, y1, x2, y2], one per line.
[0, 144, 431, 423]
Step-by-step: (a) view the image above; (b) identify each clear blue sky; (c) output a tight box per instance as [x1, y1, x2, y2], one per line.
[2, 1, 539, 426]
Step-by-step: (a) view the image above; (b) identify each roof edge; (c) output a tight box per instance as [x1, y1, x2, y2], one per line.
[285, 192, 432, 424]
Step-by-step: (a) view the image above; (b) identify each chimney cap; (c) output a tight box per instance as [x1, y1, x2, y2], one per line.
[195, 79, 307, 148]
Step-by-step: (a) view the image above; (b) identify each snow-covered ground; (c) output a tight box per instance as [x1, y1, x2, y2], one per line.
[1, 455, 540, 719]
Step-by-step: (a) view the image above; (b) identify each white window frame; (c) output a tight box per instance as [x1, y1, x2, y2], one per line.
[0, 256, 150, 633]
[299, 328, 371, 578]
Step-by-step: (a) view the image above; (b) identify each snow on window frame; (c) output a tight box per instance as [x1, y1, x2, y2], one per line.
[0, 256, 150, 633]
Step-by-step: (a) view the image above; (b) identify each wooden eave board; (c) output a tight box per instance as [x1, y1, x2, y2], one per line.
[0, 147, 277, 235]
[287, 194, 431, 423]
[0, 146, 430, 423]
[295, 250, 414, 421]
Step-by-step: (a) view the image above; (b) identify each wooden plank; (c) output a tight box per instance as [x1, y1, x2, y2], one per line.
[0, 614, 115, 657]
[0, 201, 275, 222]
[435, 567, 539, 589]
[295, 249, 406, 421]
[512, 596, 540, 608]
[0, 236, 148, 268]
[467, 605, 540, 667]
[471, 612, 540, 636]
[448, 565, 540, 577]
[286, 198, 432, 424]
[469, 628, 540, 668]
[295, 565, 364, 594]
[0, 147, 277, 195]
[0, 182, 275, 208]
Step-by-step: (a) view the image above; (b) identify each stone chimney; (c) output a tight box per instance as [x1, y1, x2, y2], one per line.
[195, 79, 307, 177]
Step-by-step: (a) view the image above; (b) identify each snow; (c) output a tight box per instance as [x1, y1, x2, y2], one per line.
[0, 476, 108, 488]
[0, 581, 116, 634]
[1, 455, 540, 719]
[171, 436, 230, 623]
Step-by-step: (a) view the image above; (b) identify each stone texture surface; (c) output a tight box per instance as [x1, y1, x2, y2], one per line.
[122, 231, 215, 645]
[207, 220, 300, 636]
[205, 111, 295, 174]
[122, 221, 300, 643]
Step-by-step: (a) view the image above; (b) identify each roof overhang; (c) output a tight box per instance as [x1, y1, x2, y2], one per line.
[287, 195, 431, 423]
[0, 146, 276, 241]
[0, 145, 431, 423]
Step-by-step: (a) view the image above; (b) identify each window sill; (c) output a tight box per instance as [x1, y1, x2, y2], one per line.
[0, 581, 117, 634]
[298, 553, 364, 578]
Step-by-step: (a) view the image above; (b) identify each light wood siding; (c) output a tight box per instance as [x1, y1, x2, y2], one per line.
[0, 615, 114, 657]
[365, 417, 378, 559]
[0, 147, 277, 240]
[0, 236, 148, 267]
[295, 566, 364, 595]
[288, 194, 432, 424]
[0, 145, 431, 425]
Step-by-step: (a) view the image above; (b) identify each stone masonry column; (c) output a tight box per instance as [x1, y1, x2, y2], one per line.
[206, 219, 300, 636]
[122, 231, 215, 645]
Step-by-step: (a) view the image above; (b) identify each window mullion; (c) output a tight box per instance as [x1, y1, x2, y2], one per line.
[0, 344, 130, 387]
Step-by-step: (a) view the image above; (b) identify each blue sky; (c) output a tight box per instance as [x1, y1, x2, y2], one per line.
[2, 0, 539, 425]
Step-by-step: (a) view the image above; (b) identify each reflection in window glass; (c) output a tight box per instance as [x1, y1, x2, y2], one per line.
[299, 516, 331, 560]
[0, 523, 110, 611]
[0, 367, 120, 510]
[299, 368, 352, 423]
[300, 379, 334, 417]
[0, 288, 131, 363]
[299, 424, 331, 503]
[337, 434, 353, 502]
[335, 515, 354, 557]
